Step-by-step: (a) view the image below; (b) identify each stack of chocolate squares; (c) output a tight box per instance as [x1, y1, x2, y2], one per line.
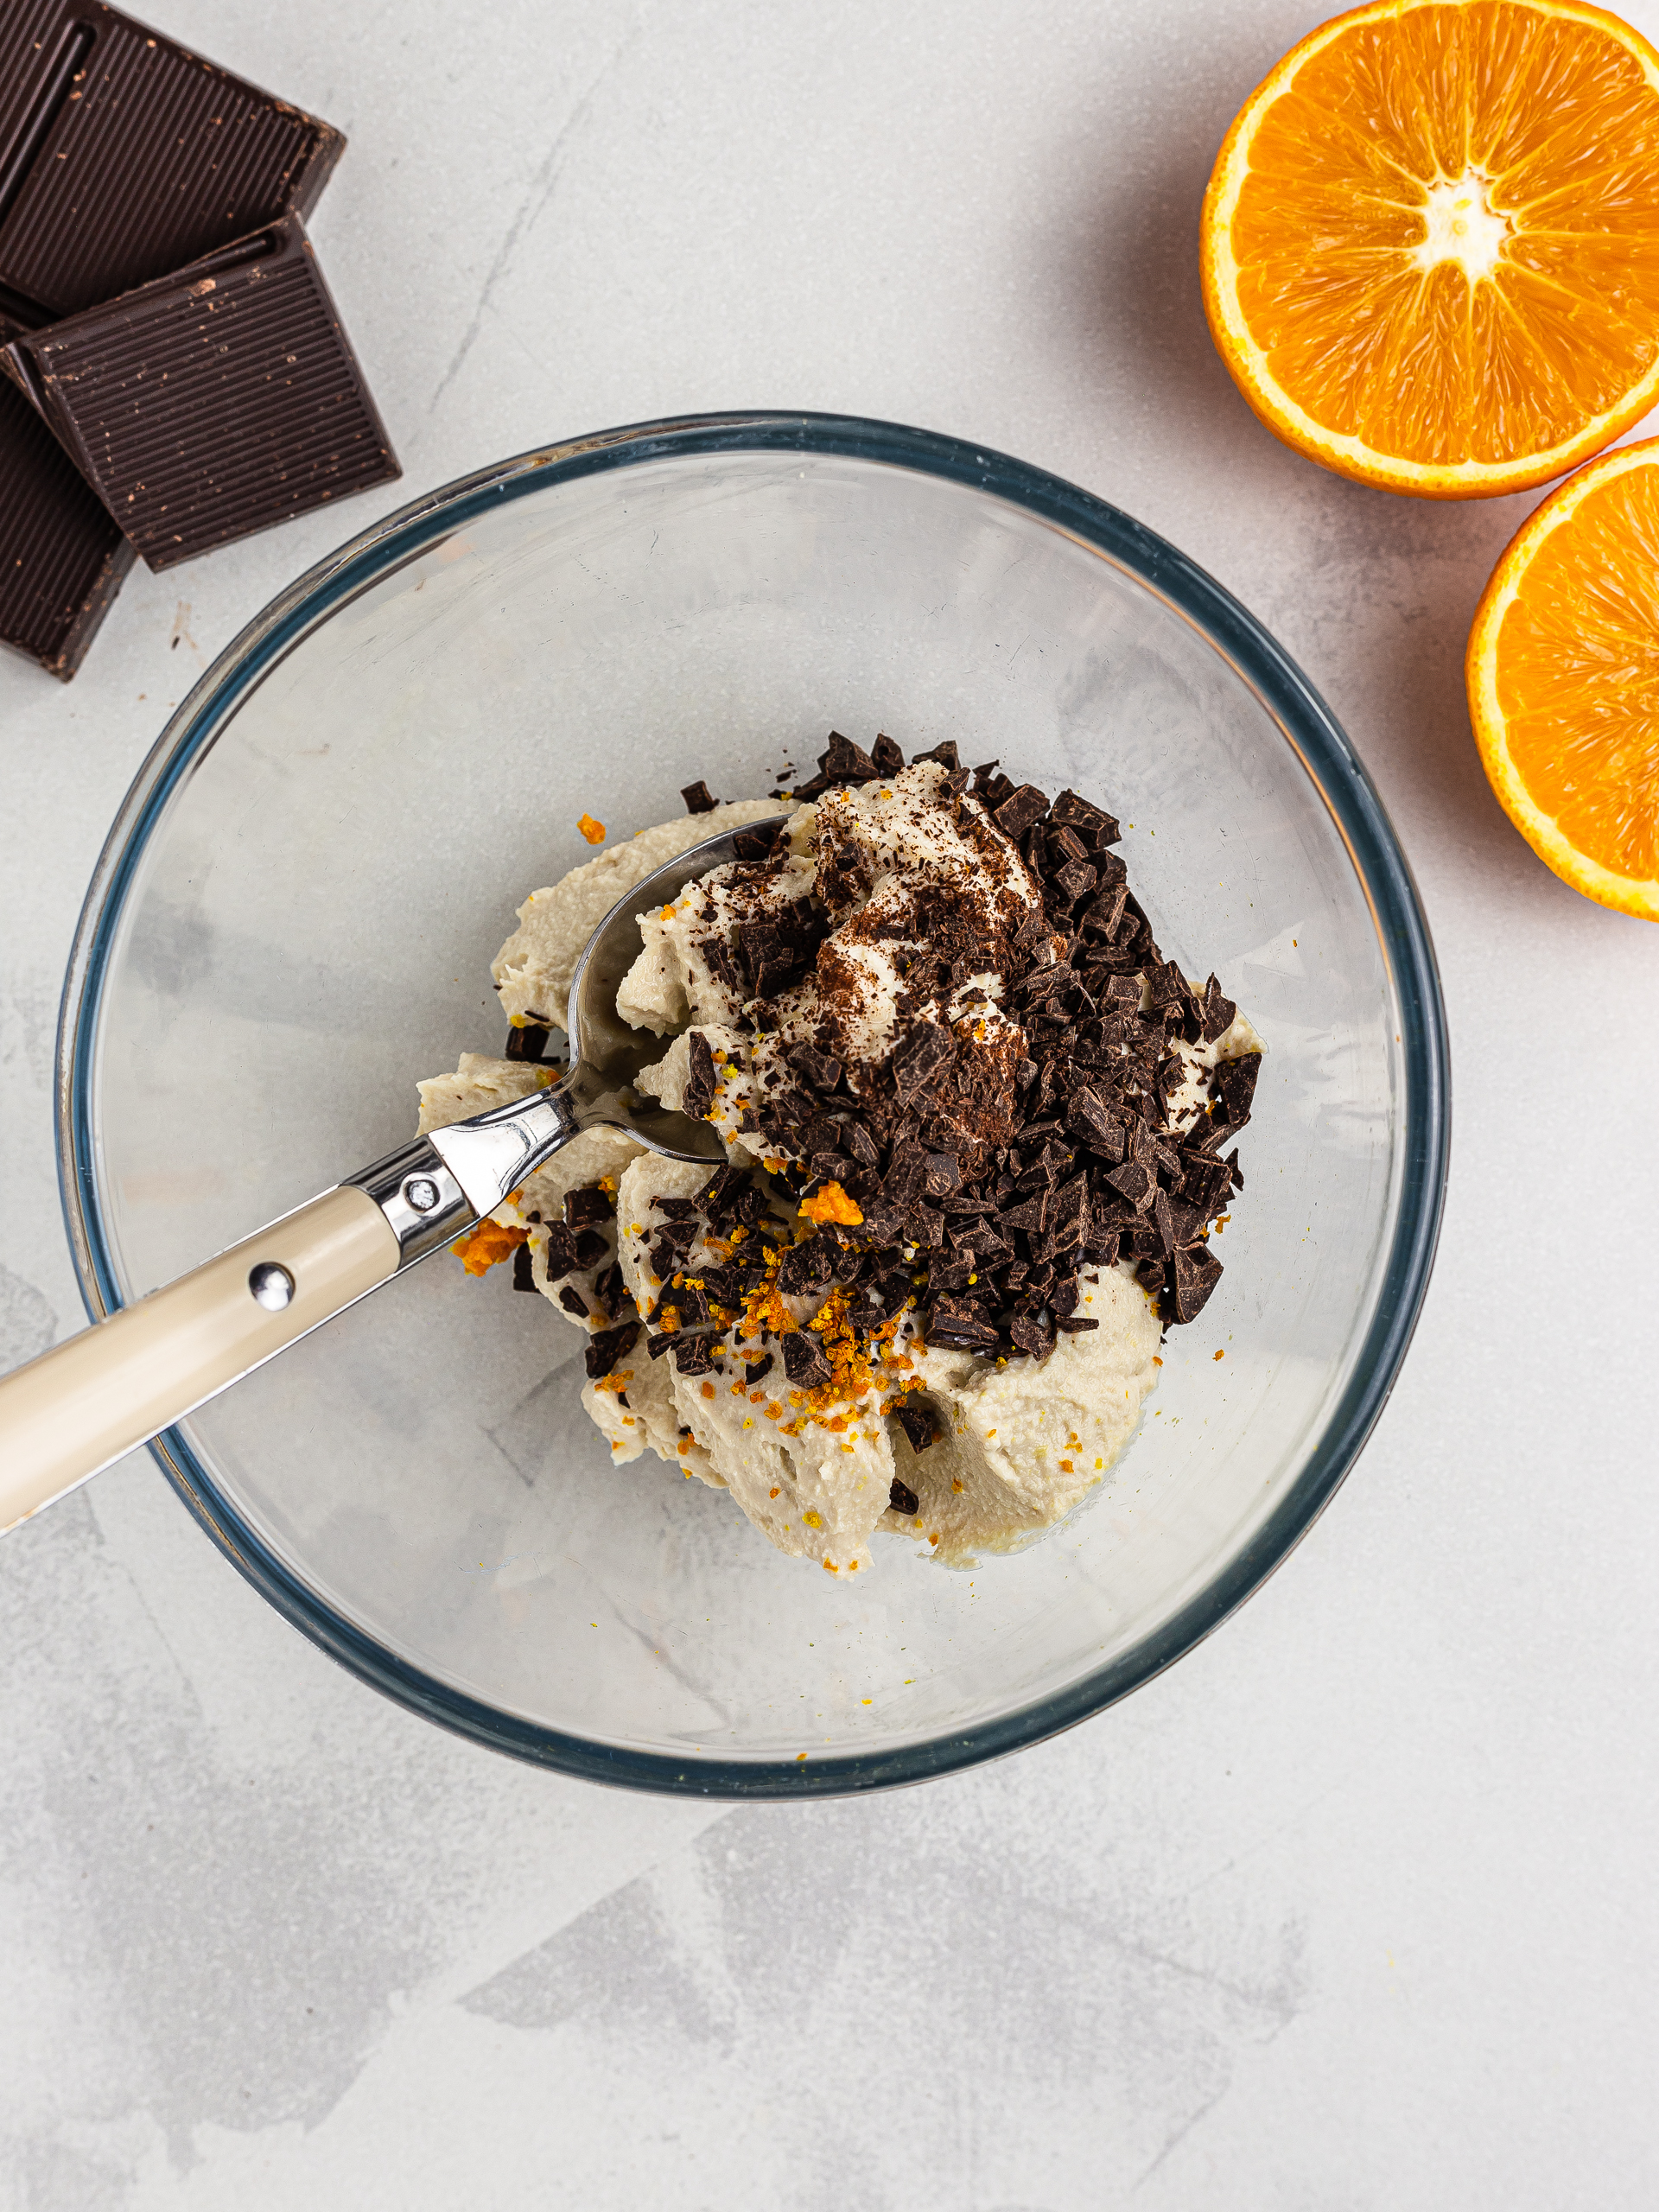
[0, 0, 399, 680]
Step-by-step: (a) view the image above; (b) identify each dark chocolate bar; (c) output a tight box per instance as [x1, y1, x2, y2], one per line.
[0, 0, 342, 318]
[0, 359, 133, 677]
[3, 213, 400, 569]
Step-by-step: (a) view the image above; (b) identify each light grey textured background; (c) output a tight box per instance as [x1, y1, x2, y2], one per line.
[3, 1, 1657, 2204]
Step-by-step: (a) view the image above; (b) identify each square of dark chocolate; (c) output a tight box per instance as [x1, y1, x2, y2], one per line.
[0, 0, 342, 319]
[0, 361, 132, 676]
[2, 214, 399, 569]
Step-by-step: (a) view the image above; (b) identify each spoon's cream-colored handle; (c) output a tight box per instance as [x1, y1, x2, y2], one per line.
[0, 1186, 400, 1533]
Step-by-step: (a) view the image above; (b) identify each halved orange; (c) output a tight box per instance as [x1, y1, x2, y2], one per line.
[1202, 1, 1659, 498]
[1467, 437, 1659, 917]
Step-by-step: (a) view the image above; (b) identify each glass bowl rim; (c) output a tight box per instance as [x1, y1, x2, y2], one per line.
[54, 409, 1451, 1800]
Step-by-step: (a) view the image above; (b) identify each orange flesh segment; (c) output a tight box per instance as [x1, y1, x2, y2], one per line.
[1494, 461, 1659, 880]
[1211, 1, 1659, 487]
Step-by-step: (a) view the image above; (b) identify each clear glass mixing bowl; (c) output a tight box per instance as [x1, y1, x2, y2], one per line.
[57, 413, 1448, 1796]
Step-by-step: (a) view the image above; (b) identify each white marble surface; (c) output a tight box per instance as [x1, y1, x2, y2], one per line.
[3, 1, 1657, 2202]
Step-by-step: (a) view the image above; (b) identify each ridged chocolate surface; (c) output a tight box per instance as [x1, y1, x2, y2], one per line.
[0, 0, 342, 316]
[8, 214, 400, 570]
[0, 368, 132, 676]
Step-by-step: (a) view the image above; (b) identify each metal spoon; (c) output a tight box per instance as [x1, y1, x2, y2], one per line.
[0, 816, 787, 1532]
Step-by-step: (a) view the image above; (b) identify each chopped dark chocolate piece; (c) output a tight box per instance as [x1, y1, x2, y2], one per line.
[1214, 1052, 1261, 1122]
[914, 740, 960, 770]
[681, 1030, 716, 1121]
[573, 1228, 608, 1270]
[4, 215, 399, 570]
[0, 373, 133, 677]
[565, 1185, 614, 1227]
[1053, 859, 1097, 906]
[993, 783, 1050, 841]
[681, 779, 718, 813]
[558, 1285, 590, 1319]
[923, 1151, 960, 1198]
[0, 0, 343, 319]
[892, 1402, 938, 1456]
[1049, 790, 1121, 843]
[542, 1223, 579, 1280]
[646, 1332, 676, 1359]
[651, 1195, 701, 1220]
[871, 732, 906, 775]
[1199, 974, 1237, 1043]
[888, 1476, 921, 1515]
[745, 1353, 774, 1386]
[1172, 1243, 1223, 1323]
[696, 1162, 747, 1217]
[505, 1022, 552, 1064]
[1177, 1149, 1232, 1215]
[892, 1020, 953, 1102]
[731, 829, 777, 860]
[926, 1251, 975, 1294]
[925, 1296, 1001, 1352]
[1054, 1315, 1100, 1333]
[1049, 1276, 1080, 1319]
[781, 1332, 833, 1389]
[1008, 1313, 1056, 1361]
[786, 1041, 843, 1092]
[511, 1241, 537, 1293]
[1000, 1190, 1047, 1232]
[584, 1320, 639, 1379]
[843, 1119, 880, 1167]
[1104, 1160, 1155, 1210]
[820, 729, 880, 785]
[672, 1332, 714, 1376]
[1226, 1148, 1244, 1192]
[906, 1205, 945, 1249]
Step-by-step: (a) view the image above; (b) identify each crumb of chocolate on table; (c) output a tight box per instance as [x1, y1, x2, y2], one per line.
[503, 731, 1257, 1387]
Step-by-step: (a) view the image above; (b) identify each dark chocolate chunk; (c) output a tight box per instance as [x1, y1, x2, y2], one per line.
[584, 1320, 639, 1379]
[999, 1190, 1046, 1233]
[923, 1151, 960, 1198]
[1226, 1148, 1244, 1192]
[1104, 1160, 1155, 1210]
[3, 216, 398, 569]
[651, 1195, 701, 1220]
[914, 740, 960, 771]
[505, 1022, 552, 1064]
[819, 729, 880, 785]
[926, 1251, 975, 1294]
[564, 1185, 614, 1228]
[1053, 859, 1097, 906]
[1049, 1276, 1079, 1319]
[511, 1240, 537, 1293]
[680, 779, 718, 813]
[871, 732, 906, 775]
[1172, 1243, 1223, 1322]
[906, 1205, 945, 1250]
[1008, 1313, 1056, 1361]
[696, 1162, 747, 1217]
[0, 0, 343, 319]
[1199, 974, 1237, 1043]
[745, 1353, 774, 1386]
[925, 1296, 1001, 1353]
[888, 1476, 921, 1515]
[1054, 1315, 1100, 1333]
[681, 1030, 716, 1121]
[573, 1227, 608, 1269]
[542, 1223, 579, 1280]
[843, 1119, 880, 1167]
[993, 783, 1049, 841]
[781, 1332, 833, 1389]
[731, 828, 777, 860]
[558, 1285, 590, 1319]
[892, 1402, 938, 1456]
[646, 1331, 676, 1359]
[0, 372, 133, 677]
[1049, 791, 1121, 844]
[892, 1020, 953, 1103]
[786, 1041, 843, 1092]
[672, 1332, 714, 1376]
[1178, 1149, 1232, 1215]
[1214, 1052, 1261, 1122]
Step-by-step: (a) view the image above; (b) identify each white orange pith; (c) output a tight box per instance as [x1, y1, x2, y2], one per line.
[1467, 435, 1659, 918]
[1201, 0, 1659, 498]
